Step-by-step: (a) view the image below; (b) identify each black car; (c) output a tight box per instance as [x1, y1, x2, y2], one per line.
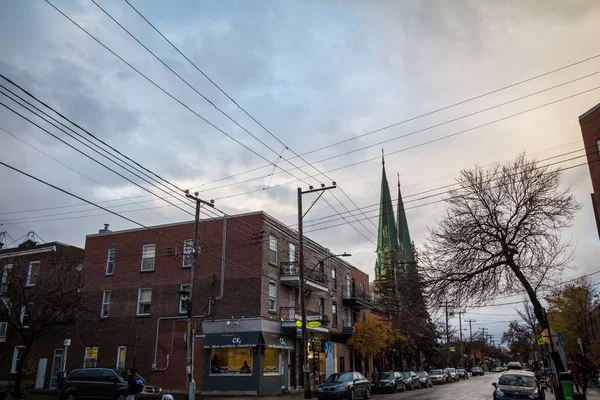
[471, 367, 484, 376]
[399, 371, 421, 390]
[492, 371, 544, 400]
[60, 368, 128, 400]
[457, 368, 469, 379]
[316, 372, 371, 400]
[416, 371, 433, 388]
[371, 371, 405, 393]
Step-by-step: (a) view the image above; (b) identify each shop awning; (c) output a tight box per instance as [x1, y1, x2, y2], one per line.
[262, 332, 294, 350]
[203, 332, 261, 349]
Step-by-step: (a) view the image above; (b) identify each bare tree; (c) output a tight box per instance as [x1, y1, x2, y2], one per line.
[423, 154, 580, 373]
[0, 254, 82, 397]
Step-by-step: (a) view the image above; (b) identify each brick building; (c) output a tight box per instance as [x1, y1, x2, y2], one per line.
[0, 239, 84, 391]
[71, 211, 373, 396]
[579, 102, 600, 238]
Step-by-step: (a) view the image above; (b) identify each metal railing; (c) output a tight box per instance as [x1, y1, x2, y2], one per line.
[279, 307, 330, 326]
[342, 289, 374, 304]
[280, 262, 329, 287]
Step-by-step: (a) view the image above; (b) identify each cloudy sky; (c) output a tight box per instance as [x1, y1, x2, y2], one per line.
[1, 0, 600, 341]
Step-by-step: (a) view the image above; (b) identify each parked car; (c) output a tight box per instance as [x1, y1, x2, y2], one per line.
[507, 362, 523, 370]
[492, 370, 544, 400]
[444, 368, 459, 382]
[60, 368, 162, 400]
[416, 371, 433, 388]
[471, 367, 484, 376]
[371, 371, 405, 393]
[399, 371, 421, 390]
[428, 369, 448, 385]
[456, 368, 469, 379]
[316, 372, 371, 400]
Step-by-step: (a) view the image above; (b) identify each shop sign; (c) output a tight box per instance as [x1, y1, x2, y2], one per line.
[450, 347, 456, 352]
[307, 321, 322, 328]
[306, 315, 323, 321]
[296, 320, 302, 327]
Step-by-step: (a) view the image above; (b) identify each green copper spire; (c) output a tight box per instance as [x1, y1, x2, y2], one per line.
[375, 153, 400, 280]
[397, 173, 413, 263]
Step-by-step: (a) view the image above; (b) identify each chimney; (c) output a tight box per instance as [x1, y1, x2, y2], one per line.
[99, 224, 112, 234]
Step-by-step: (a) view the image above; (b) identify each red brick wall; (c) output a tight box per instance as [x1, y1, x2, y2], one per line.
[580, 105, 600, 238]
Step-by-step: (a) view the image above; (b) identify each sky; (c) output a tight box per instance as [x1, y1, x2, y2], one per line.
[1, 0, 600, 343]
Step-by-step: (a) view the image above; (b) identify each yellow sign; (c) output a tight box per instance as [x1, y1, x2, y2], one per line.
[537, 337, 545, 345]
[450, 347, 456, 352]
[307, 321, 322, 328]
[296, 320, 302, 327]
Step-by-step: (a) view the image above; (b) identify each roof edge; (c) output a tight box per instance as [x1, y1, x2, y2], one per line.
[579, 103, 600, 120]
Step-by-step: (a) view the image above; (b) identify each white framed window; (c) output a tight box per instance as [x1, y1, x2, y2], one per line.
[269, 236, 277, 265]
[26, 261, 40, 287]
[0, 322, 7, 343]
[289, 244, 296, 263]
[101, 290, 111, 318]
[346, 308, 352, 327]
[331, 267, 337, 291]
[11, 346, 25, 374]
[141, 244, 156, 272]
[332, 302, 338, 327]
[183, 239, 194, 268]
[1, 264, 13, 294]
[179, 283, 190, 314]
[137, 288, 152, 316]
[49, 349, 64, 389]
[116, 346, 126, 370]
[597, 138, 600, 154]
[20, 304, 32, 329]
[106, 248, 115, 275]
[345, 274, 351, 297]
[83, 347, 98, 368]
[268, 281, 277, 312]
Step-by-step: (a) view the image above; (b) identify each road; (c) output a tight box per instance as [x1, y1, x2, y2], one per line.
[372, 373, 500, 400]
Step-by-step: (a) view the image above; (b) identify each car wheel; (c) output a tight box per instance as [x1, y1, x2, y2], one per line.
[364, 386, 370, 399]
[401, 383, 406, 392]
[65, 393, 78, 400]
[393, 384, 397, 394]
[349, 388, 355, 400]
[115, 393, 127, 400]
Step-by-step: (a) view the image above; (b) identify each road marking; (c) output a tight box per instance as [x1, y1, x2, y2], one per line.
[454, 383, 489, 400]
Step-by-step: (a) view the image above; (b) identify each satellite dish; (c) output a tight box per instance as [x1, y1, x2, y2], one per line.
[75, 264, 83, 272]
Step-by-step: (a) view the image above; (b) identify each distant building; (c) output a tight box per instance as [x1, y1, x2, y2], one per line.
[579, 102, 600, 238]
[73, 211, 373, 396]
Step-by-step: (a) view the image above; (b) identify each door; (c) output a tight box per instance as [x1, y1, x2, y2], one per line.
[35, 358, 47, 389]
[49, 349, 63, 389]
[288, 291, 296, 317]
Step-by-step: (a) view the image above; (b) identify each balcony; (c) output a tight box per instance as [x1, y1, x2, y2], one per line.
[280, 262, 329, 292]
[279, 307, 330, 329]
[342, 289, 374, 309]
[342, 325, 356, 335]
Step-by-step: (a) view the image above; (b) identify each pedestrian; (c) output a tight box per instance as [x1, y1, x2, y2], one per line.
[126, 368, 142, 400]
[371, 367, 378, 382]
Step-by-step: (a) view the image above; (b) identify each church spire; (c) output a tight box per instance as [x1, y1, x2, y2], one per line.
[374, 153, 400, 280]
[397, 173, 413, 263]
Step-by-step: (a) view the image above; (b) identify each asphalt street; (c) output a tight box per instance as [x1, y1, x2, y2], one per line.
[371, 372, 501, 400]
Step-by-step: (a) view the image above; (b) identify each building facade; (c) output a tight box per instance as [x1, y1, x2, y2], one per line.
[0, 239, 84, 391]
[580, 102, 600, 238]
[71, 211, 373, 396]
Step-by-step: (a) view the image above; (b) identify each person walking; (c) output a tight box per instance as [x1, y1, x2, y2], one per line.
[126, 368, 140, 400]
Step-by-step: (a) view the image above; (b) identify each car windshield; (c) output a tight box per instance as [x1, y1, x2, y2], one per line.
[430, 370, 443, 375]
[473, 368, 481, 371]
[400, 372, 411, 378]
[416, 372, 426, 377]
[457, 369, 465, 373]
[326, 373, 353, 383]
[498, 374, 537, 387]
[381, 372, 395, 380]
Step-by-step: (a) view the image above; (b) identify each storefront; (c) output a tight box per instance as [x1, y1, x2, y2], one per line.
[201, 319, 294, 396]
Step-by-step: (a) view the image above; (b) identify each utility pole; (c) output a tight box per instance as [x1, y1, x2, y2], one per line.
[480, 328, 488, 371]
[458, 312, 464, 367]
[184, 190, 214, 400]
[466, 319, 475, 342]
[298, 183, 336, 399]
[441, 301, 454, 367]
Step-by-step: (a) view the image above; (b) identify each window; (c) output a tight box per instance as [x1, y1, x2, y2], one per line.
[269, 236, 277, 265]
[264, 348, 281, 375]
[268, 281, 277, 312]
[289, 244, 296, 263]
[0, 322, 7, 342]
[20, 304, 31, 328]
[83, 347, 98, 368]
[49, 349, 64, 389]
[179, 283, 190, 314]
[183, 239, 194, 268]
[11, 346, 25, 374]
[116, 346, 126, 369]
[597, 138, 600, 153]
[339, 356, 345, 372]
[141, 244, 156, 271]
[332, 302, 338, 327]
[318, 298, 325, 315]
[26, 261, 40, 286]
[346, 308, 351, 327]
[345, 274, 351, 297]
[210, 348, 253, 375]
[331, 267, 337, 291]
[359, 282, 365, 295]
[1, 264, 13, 294]
[101, 290, 111, 318]
[137, 288, 152, 316]
[106, 248, 115, 275]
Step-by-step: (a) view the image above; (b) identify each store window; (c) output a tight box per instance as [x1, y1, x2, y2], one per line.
[84, 347, 98, 368]
[263, 348, 281, 375]
[210, 348, 253, 375]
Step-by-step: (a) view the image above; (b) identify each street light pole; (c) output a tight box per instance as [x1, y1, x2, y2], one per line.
[298, 183, 336, 399]
[184, 190, 214, 400]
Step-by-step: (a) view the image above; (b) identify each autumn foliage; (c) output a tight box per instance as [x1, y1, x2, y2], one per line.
[348, 313, 403, 360]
